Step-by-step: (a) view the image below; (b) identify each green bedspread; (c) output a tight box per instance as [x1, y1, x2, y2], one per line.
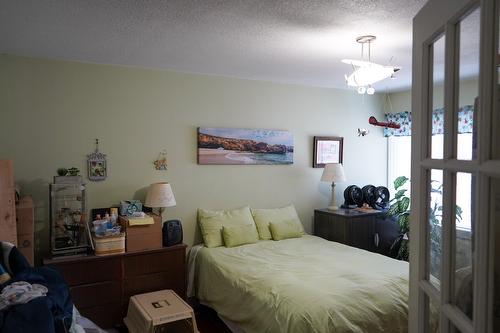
[194, 235, 409, 333]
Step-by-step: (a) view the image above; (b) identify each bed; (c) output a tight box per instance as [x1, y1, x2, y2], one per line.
[189, 235, 409, 333]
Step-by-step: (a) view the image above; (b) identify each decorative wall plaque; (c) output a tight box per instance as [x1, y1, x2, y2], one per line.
[87, 138, 107, 181]
[154, 150, 168, 170]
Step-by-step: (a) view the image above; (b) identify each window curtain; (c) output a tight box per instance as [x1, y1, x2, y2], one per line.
[384, 105, 474, 137]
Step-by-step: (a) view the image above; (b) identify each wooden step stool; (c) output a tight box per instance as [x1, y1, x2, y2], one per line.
[124, 289, 198, 333]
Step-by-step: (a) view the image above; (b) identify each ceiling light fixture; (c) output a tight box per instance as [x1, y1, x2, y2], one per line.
[342, 35, 400, 95]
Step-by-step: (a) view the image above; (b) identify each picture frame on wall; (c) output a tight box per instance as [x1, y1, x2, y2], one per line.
[197, 127, 294, 165]
[313, 136, 343, 168]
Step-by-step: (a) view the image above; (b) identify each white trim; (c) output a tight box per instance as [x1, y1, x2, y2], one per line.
[442, 304, 474, 333]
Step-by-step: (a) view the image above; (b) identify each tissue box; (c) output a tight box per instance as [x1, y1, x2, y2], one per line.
[120, 200, 143, 216]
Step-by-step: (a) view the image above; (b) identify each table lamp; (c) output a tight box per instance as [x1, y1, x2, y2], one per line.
[145, 182, 176, 220]
[320, 163, 346, 210]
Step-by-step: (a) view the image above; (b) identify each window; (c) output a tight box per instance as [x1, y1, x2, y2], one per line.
[387, 133, 473, 230]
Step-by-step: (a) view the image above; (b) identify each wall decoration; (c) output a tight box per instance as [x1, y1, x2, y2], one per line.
[87, 138, 107, 181]
[313, 136, 343, 168]
[198, 127, 293, 165]
[154, 150, 168, 170]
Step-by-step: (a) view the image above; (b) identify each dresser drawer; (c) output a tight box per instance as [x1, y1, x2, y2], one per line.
[70, 280, 121, 308]
[16, 208, 34, 235]
[50, 257, 121, 286]
[123, 249, 183, 276]
[17, 233, 34, 265]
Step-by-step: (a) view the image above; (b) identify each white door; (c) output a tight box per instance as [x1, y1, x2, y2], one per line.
[411, 0, 499, 332]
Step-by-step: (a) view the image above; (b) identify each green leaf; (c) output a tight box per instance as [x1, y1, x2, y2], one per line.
[394, 189, 408, 200]
[398, 213, 410, 232]
[387, 202, 400, 217]
[398, 196, 410, 212]
[393, 176, 409, 190]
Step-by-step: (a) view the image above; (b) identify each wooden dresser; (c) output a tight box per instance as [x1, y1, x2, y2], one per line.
[0, 160, 17, 245]
[16, 196, 35, 265]
[314, 208, 399, 256]
[44, 244, 187, 329]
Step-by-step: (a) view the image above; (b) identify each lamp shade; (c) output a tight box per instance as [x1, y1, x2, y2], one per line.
[321, 163, 346, 183]
[145, 182, 176, 208]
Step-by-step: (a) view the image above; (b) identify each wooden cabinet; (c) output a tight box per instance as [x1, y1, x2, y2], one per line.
[44, 244, 187, 329]
[0, 160, 16, 246]
[314, 208, 399, 256]
[16, 196, 34, 265]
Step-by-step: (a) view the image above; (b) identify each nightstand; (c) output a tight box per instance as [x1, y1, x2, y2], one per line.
[313, 209, 399, 256]
[44, 244, 187, 329]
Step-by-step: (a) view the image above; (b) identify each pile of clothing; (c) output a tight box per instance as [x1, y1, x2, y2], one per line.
[0, 242, 74, 333]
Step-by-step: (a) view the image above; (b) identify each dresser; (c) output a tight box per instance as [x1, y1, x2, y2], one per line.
[16, 196, 35, 265]
[314, 208, 399, 256]
[0, 160, 17, 246]
[44, 244, 187, 329]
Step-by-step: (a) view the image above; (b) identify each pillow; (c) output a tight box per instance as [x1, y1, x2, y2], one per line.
[251, 205, 304, 240]
[222, 224, 259, 248]
[269, 220, 303, 241]
[198, 206, 255, 248]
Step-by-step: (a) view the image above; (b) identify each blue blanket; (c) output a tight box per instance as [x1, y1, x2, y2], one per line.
[0, 245, 73, 333]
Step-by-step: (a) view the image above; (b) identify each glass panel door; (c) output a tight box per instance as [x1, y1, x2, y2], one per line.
[411, 0, 497, 332]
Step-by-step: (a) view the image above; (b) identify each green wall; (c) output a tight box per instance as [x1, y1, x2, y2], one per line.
[0, 55, 387, 262]
[385, 78, 479, 113]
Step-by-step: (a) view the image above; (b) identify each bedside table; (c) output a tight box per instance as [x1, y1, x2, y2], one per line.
[314, 209, 399, 256]
[44, 244, 187, 329]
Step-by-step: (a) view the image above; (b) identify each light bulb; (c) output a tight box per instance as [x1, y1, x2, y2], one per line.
[367, 87, 375, 95]
[357, 87, 366, 94]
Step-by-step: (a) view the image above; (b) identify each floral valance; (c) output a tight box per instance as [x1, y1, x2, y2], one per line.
[384, 105, 474, 137]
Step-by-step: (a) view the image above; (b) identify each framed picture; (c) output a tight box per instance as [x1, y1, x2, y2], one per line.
[88, 157, 107, 181]
[313, 136, 343, 168]
[198, 127, 293, 165]
[87, 139, 107, 181]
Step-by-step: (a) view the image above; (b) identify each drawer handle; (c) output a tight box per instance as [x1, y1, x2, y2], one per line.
[374, 233, 379, 247]
[22, 240, 31, 247]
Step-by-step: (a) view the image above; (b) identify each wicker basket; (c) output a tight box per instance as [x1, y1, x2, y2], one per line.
[93, 233, 125, 256]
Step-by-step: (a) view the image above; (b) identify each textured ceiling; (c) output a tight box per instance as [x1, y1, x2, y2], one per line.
[0, 0, 430, 92]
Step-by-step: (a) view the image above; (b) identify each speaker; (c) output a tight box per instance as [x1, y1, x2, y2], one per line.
[163, 219, 183, 247]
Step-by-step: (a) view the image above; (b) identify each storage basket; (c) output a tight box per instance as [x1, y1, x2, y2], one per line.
[93, 233, 125, 256]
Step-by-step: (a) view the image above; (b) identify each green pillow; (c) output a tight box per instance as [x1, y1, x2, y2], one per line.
[198, 206, 255, 248]
[222, 224, 259, 248]
[269, 219, 303, 241]
[251, 205, 304, 240]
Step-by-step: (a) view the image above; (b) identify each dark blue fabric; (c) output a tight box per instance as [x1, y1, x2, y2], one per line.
[7, 247, 31, 276]
[0, 297, 55, 333]
[0, 246, 73, 333]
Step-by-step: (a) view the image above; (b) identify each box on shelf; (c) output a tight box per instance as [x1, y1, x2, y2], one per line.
[119, 213, 162, 252]
[124, 290, 198, 333]
[93, 233, 125, 256]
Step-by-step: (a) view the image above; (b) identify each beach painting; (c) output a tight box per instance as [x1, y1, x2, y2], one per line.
[198, 127, 294, 165]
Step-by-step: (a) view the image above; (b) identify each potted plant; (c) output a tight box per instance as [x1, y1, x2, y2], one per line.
[388, 176, 410, 261]
[388, 176, 463, 263]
